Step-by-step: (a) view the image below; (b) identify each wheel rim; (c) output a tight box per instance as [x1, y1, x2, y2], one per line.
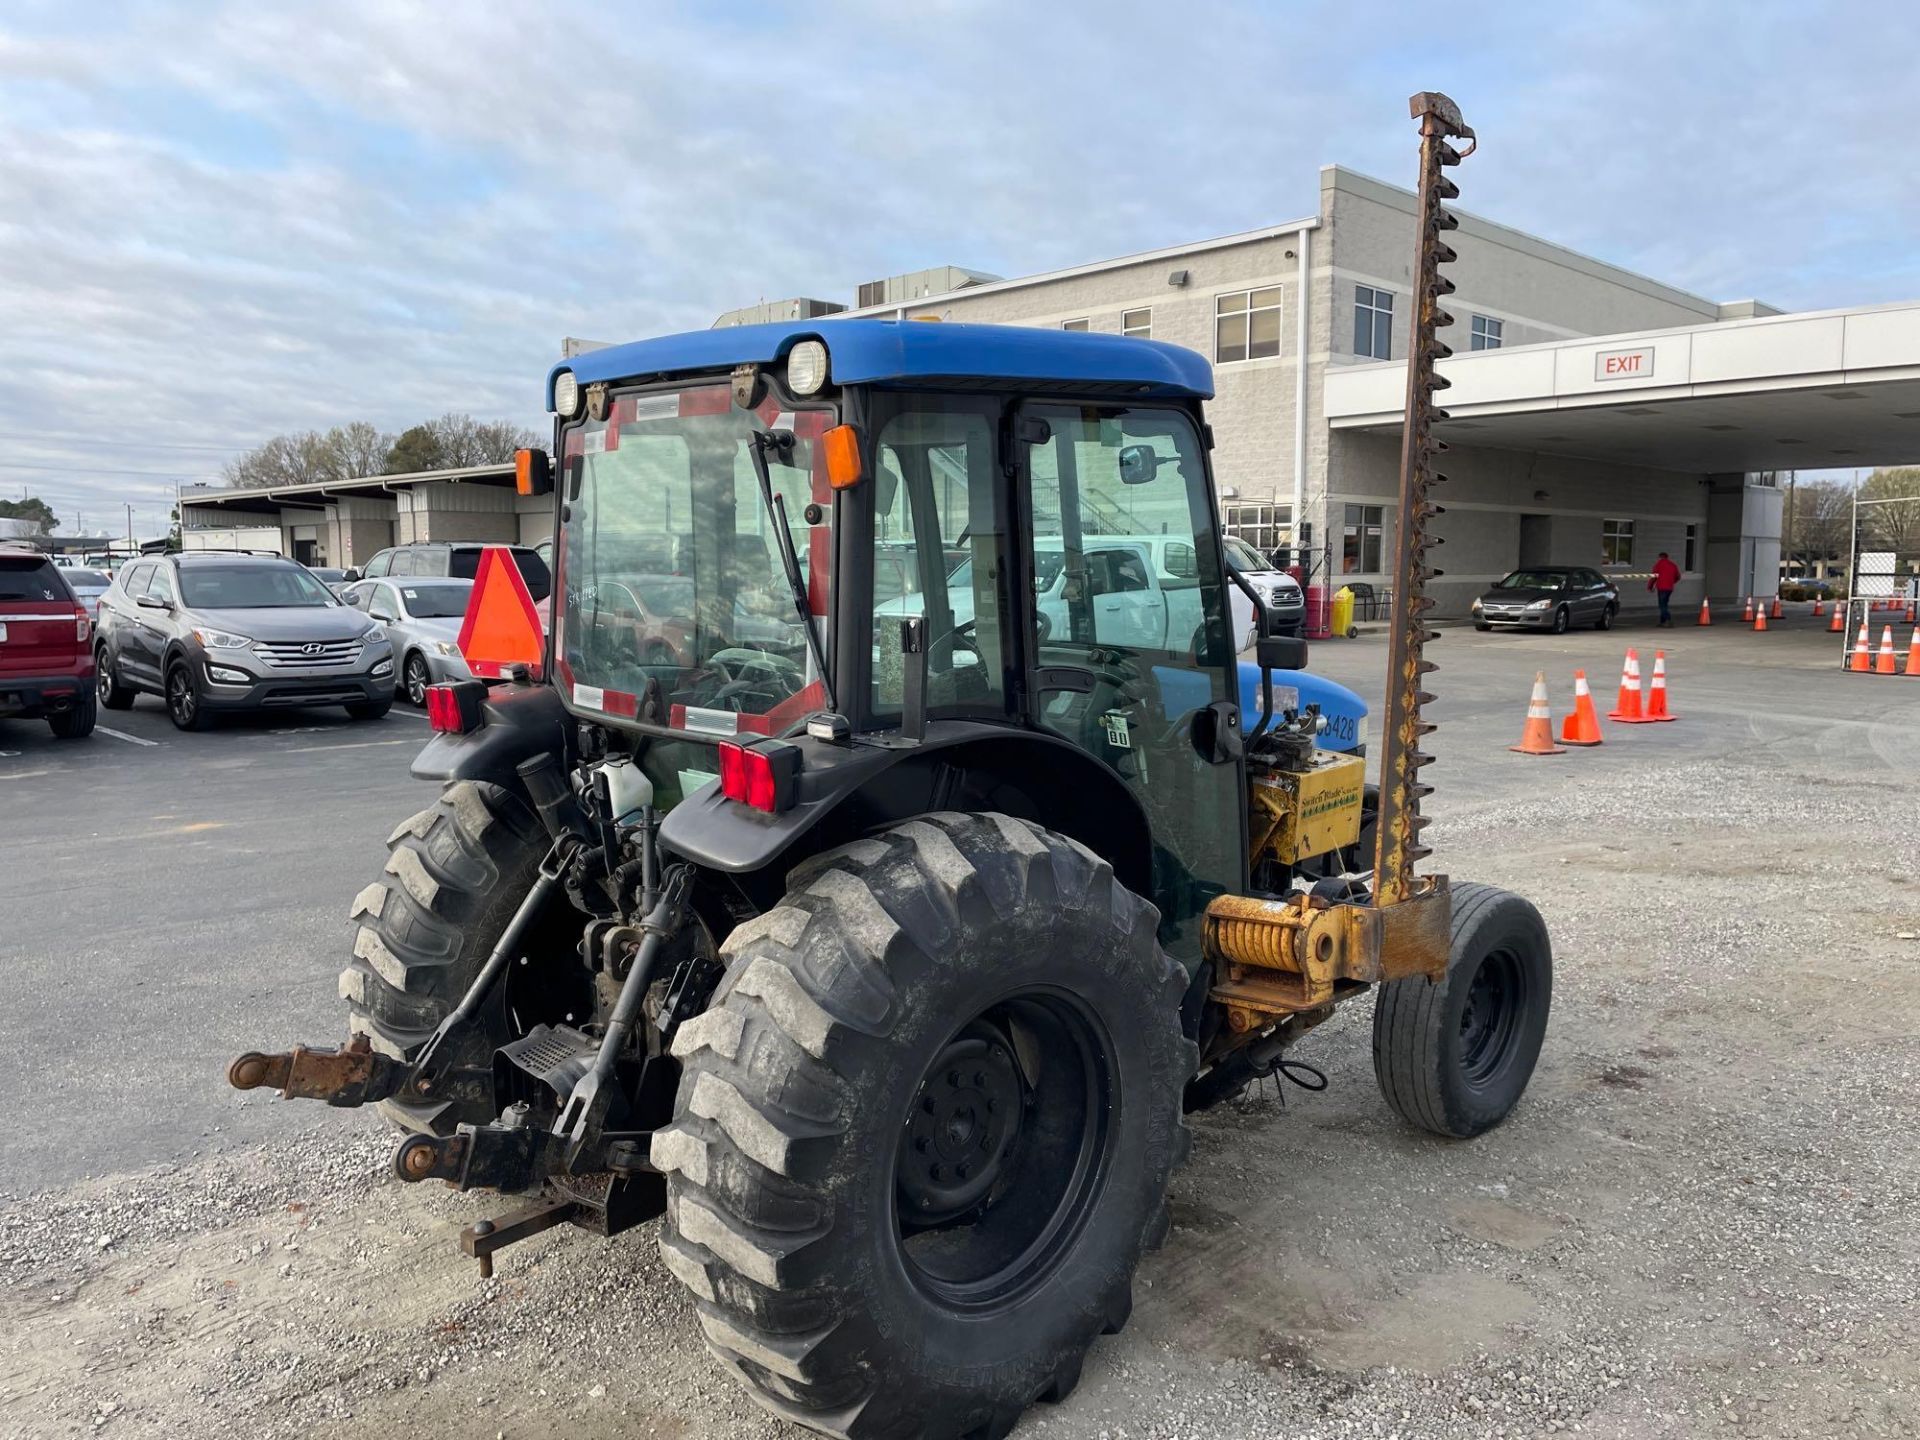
[893, 990, 1114, 1312]
[168, 668, 194, 724]
[1458, 948, 1529, 1090]
[97, 657, 113, 702]
[1555, 608, 1569, 633]
[406, 656, 429, 705]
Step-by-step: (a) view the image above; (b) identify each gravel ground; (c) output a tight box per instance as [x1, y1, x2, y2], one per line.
[4, 624, 1917, 1440]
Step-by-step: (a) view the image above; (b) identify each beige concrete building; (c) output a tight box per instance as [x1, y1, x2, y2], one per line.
[776, 165, 1920, 617]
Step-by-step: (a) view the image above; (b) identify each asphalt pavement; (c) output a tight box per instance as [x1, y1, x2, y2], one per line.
[0, 605, 1908, 1196]
[0, 695, 432, 1194]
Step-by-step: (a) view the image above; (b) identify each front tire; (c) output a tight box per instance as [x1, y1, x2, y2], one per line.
[1371, 882, 1552, 1139]
[403, 652, 432, 706]
[1552, 606, 1571, 635]
[166, 660, 211, 731]
[653, 812, 1193, 1440]
[1596, 603, 1617, 631]
[346, 698, 392, 721]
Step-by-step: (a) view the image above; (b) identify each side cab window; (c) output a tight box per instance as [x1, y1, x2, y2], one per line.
[369, 586, 399, 622]
[363, 551, 392, 578]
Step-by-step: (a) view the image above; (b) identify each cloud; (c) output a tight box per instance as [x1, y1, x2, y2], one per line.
[2, 0, 1917, 534]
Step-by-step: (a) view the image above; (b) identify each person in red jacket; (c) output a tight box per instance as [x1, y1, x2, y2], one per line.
[1649, 551, 1681, 627]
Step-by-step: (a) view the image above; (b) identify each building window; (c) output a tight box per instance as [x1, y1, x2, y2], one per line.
[1224, 501, 1293, 555]
[1061, 318, 1089, 332]
[1602, 518, 1635, 565]
[1470, 315, 1503, 350]
[1684, 524, 1697, 571]
[1354, 285, 1393, 360]
[1215, 288, 1282, 363]
[1121, 307, 1152, 339]
[1343, 504, 1385, 573]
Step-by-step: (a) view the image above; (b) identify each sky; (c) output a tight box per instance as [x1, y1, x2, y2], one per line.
[3, 0, 1918, 539]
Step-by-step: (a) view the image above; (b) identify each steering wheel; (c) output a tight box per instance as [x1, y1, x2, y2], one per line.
[684, 647, 806, 714]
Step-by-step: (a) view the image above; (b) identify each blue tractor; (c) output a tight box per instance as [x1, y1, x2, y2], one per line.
[233, 94, 1548, 1440]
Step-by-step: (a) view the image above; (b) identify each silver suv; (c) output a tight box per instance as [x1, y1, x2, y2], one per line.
[93, 552, 395, 730]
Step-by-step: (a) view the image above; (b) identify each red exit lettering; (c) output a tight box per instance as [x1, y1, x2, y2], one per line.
[1594, 346, 1655, 382]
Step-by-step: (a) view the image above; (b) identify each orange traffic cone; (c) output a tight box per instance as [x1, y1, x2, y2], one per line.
[1812, 597, 1825, 617]
[1754, 605, 1768, 633]
[1907, 601, 1917, 624]
[1742, 595, 1754, 622]
[1769, 596, 1783, 619]
[1697, 597, 1712, 626]
[1607, 649, 1646, 721]
[1829, 604, 1845, 633]
[1510, 672, 1566, 755]
[1877, 625, 1899, 674]
[1644, 651, 1677, 721]
[1560, 670, 1605, 746]
[1905, 628, 1920, 676]
[1851, 622, 1872, 672]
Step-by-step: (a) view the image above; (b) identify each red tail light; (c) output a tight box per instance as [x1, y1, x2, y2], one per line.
[73, 607, 88, 643]
[716, 740, 800, 813]
[425, 680, 487, 734]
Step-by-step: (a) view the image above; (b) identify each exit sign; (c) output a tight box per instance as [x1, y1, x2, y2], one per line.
[1594, 346, 1655, 381]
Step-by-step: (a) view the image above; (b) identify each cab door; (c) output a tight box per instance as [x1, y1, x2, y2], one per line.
[1017, 402, 1246, 960]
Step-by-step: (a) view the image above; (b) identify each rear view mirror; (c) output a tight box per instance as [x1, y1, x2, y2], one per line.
[1117, 444, 1163, 486]
[1257, 635, 1309, 672]
[342, 568, 361, 582]
[135, 593, 168, 611]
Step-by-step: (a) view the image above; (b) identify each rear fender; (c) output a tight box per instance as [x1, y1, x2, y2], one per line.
[410, 681, 573, 787]
[657, 722, 1152, 910]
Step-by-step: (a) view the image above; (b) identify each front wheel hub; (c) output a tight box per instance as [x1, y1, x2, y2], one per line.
[897, 1024, 1024, 1224]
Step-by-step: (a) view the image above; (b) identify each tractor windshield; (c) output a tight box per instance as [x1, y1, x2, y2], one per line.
[557, 386, 831, 741]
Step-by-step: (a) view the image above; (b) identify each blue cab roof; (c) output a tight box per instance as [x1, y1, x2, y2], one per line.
[548, 318, 1214, 408]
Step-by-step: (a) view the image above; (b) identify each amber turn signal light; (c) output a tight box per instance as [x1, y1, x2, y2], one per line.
[822, 424, 864, 490]
[514, 447, 552, 497]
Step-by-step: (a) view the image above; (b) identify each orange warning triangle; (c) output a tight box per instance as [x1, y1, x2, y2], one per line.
[456, 546, 545, 679]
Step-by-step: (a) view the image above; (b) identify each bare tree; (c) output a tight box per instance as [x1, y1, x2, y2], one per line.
[330, 421, 394, 479]
[426, 412, 539, 468]
[1860, 467, 1920, 563]
[229, 415, 533, 487]
[1783, 479, 1852, 571]
[222, 431, 338, 488]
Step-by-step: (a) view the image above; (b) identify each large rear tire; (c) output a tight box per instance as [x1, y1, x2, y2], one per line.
[1371, 881, 1552, 1138]
[338, 780, 571, 1133]
[653, 811, 1193, 1440]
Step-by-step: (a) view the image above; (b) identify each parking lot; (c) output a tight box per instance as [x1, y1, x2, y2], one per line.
[3, 613, 1918, 1440]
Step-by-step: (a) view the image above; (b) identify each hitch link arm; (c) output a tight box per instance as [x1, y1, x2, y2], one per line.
[227, 835, 580, 1109]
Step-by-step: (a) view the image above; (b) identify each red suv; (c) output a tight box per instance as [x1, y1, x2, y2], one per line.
[0, 546, 96, 739]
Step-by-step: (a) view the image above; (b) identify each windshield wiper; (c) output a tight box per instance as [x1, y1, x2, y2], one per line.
[748, 430, 836, 712]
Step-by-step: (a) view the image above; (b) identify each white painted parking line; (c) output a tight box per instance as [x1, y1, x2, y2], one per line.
[283, 738, 415, 754]
[97, 727, 160, 747]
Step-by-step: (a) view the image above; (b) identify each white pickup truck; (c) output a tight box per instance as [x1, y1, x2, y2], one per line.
[908, 534, 1268, 654]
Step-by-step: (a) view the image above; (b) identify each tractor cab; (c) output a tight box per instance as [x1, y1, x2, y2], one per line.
[540, 319, 1266, 957]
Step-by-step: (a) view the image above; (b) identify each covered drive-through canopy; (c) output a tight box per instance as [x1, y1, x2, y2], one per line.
[1325, 300, 1920, 473]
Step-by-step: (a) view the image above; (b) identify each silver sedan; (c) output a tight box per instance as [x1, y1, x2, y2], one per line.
[342, 577, 475, 705]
